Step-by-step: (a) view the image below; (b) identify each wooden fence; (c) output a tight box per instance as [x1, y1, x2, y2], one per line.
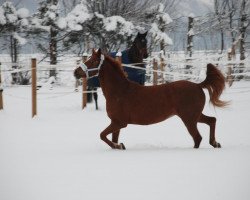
[0, 53, 248, 117]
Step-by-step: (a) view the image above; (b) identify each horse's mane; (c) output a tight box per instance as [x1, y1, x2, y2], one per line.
[104, 54, 127, 78]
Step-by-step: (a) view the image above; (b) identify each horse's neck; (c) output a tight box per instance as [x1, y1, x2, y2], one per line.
[99, 59, 129, 97]
[128, 45, 142, 64]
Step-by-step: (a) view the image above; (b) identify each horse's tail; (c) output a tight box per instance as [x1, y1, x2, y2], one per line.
[199, 63, 228, 107]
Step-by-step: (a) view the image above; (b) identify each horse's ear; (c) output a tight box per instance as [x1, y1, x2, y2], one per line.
[97, 48, 102, 56]
[92, 48, 96, 55]
[142, 31, 148, 37]
[136, 31, 147, 38]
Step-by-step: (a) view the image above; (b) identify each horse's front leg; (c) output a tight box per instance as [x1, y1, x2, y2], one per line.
[100, 122, 126, 150]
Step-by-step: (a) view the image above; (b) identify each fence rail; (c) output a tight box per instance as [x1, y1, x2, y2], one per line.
[0, 53, 249, 117]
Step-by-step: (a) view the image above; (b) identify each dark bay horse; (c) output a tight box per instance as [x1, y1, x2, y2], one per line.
[86, 32, 148, 110]
[74, 49, 228, 150]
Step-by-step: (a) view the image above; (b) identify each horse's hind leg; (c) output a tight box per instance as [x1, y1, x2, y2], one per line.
[180, 117, 202, 148]
[112, 131, 120, 143]
[199, 114, 221, 148]
[100, 122, 127, 150]
[186, 123, 202, 148]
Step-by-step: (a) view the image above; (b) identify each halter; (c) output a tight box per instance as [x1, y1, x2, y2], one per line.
[79, 54, 105, 79]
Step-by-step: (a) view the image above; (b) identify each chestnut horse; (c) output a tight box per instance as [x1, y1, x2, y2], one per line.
[74, 49, 228, 150]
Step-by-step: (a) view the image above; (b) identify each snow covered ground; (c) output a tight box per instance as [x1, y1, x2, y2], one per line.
[0, 81, 250, 200]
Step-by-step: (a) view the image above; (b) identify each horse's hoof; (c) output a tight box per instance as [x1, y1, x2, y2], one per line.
[120, 143, 126, 150]
[214, 142, 221, 148]
[114, 143, 126, 150]
[210, 141, 221, 148]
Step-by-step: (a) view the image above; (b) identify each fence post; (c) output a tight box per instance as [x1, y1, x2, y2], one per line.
[160, 54, 165, 84]
[82, 54, 88, 109]
[31, 58, 37, 118]
[153, 58, 158, 85]
[0, 62, 3, 110]
[75, 60, 81, 92]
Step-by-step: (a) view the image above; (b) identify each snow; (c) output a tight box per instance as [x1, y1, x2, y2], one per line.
[82, 52, 88, 57]
[61, 2, 92, 31]
[150, 23, 173, 45]
[44, 3, 58, 21]
[17, 8, 29, 19]
[187, 28, 195, 36]
[150, 3, 173, 25]
[6, 13, 17, 23]
[0, 80, 250, 200]
[48, 12, 56, 20]
[159, 12, 173, 24]
[20, 18, 29, 27]
[0, 7, 6, 25]
[13, 32, 27, 45]
[30, 17, 50, 32]
[145, 3, 173, 47]
[104, 16, 134, 36]
[1, 2, 17, 23]
[57, 18, 67, 29]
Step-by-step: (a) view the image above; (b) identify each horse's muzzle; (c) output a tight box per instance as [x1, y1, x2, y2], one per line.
[74, 70, 81, 79]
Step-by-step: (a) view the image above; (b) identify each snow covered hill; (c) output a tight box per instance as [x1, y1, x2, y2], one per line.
[0, 81, 250, 200]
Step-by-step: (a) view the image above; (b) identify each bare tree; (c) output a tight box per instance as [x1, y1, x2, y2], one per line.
[187, 16, 194, 57]
[214, 0, 227, 53]
[239, 0, 248, 61]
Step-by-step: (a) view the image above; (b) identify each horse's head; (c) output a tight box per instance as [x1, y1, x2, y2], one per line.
[133, 31, 148, 58]
[74, 49, 104, 79]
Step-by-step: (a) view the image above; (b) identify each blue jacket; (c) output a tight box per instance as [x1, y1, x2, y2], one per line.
[88, 50, 145, 87]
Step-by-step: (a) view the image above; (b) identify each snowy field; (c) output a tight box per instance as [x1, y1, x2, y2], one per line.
[0, 81, 250, 200]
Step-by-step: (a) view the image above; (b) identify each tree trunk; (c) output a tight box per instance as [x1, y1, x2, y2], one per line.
[220, 30, 224, 54]
[187, 16, 194, 57]
[239, 0, 247, 61]
[238, 0, 247, 80]
[214, 0, 225, 54]
[229, 11, 236, 44]
[49, 0, 58, 78]
[10, 34, 19, 84]
[49, 24, 58, 77]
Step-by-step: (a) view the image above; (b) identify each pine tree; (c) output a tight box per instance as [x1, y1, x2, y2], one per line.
[30, 0, 60, 77]
[0, 2, 29, 84]
[145, 3, 173, 54]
